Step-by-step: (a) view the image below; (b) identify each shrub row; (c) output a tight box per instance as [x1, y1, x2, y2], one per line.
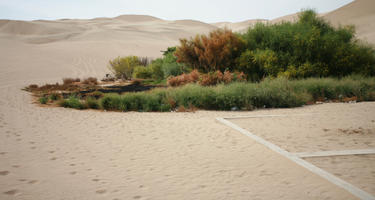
[55, 76, 375, 112]
[167, 70, 246, 86]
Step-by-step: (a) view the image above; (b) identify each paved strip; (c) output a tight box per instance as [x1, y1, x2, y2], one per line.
[223, 114, 313, 120]
[292, 149, 375, 158]
[216, 117, 375, 200]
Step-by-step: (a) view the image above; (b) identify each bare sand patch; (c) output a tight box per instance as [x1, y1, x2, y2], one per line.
[305, 154, 375, 196]
[229, 103, 375, 153]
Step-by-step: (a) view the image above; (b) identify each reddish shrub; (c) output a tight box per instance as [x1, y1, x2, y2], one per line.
[188, 70, 200, 82]
[235, 72, 246, 81]
[175, 29, 244, 72]
[223, 71, 233, 83]
[167, 70, 199, 87]
[166, 97, 176, 109]
[168, 70, 246, 87]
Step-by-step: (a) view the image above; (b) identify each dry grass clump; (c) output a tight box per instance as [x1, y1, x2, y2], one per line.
[28, 84, 39, 89]
[63, 78, 80, 85]
[38, 83, 81, 92]
[82, 77, 98, 85]
[26, 77, 100, 94]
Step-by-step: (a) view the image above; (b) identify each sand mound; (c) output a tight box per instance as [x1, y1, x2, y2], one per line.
[323, 0, 375, 44]
[0, 15, 216, 45]
[213, 19, 268, 33]
[114, 14, 162, 22]
[0, 20, 82, 35]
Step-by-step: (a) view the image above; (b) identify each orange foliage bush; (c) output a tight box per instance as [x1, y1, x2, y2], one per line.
[167, 70, 200, 87]
[175, 29, 244, 72]
[167, 70, 246, 87]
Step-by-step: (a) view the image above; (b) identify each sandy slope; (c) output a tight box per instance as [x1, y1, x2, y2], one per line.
[0, 4, 373, 200]
[212, 19, 268, 33]
[324, 0, 375, 44]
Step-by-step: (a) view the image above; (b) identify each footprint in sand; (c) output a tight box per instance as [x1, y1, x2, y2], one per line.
[133, 195, 142, 199]
[92, 178, 100, 182]
[69, 171, 77, 175]
[0, 171, 10, 176]
[3, 189, 19, 196]
[28, 180, 38, 184]
[0, 152, 7, 155]
[96, 189, 106, 194]
[12, 165, 20, 168]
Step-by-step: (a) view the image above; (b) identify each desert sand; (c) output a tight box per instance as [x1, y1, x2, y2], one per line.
[0, 0, 374, 199]
[230, 102, 375, 196]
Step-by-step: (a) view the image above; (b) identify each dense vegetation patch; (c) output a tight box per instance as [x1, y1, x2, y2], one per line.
[175, 10, 375, 80]
[27, 76, 375, 112]
[26, 10, 375, 112]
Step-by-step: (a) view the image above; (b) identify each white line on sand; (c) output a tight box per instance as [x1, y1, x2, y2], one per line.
[216, 117, 375, 200]
[292, 149, 375, 158]
[222, 113, 313, 120]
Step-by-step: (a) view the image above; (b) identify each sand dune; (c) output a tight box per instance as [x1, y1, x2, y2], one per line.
[324, 0, 375, 44]
[0, 1, 374, 199]
[0, 15, 216, 45]
[213, 19, 268, 33]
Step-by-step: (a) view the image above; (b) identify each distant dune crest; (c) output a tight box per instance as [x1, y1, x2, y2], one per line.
[0, 0, 373, 45]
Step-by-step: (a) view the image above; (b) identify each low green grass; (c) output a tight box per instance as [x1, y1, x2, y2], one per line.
[59, 96, 86, 109]
[39, 97, 48, 104]
[54, 76, 375, 112]
[85, 97, 100, 109]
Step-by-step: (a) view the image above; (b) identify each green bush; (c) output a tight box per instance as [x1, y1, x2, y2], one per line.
[108, 56, 141, 80]
[150, 59, 164, 80]
[129, 48, 185, 80]
[237, 10, 375, 79]
[59, 96, 86, 109]
[48, 93, 61, 101]
[85, 97, 100, 109]
[133, 66, 153, 79]
[39, 97, 48, 104]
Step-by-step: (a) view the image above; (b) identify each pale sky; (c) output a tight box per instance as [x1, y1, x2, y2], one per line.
[0, 0, 354, 23]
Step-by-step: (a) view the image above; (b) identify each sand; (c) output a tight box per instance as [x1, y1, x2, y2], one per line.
[305, 154, 375, 196]
[0, 1, 374, 199]
[229, 102, 375, 196]
[230, 103, 375, 153]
